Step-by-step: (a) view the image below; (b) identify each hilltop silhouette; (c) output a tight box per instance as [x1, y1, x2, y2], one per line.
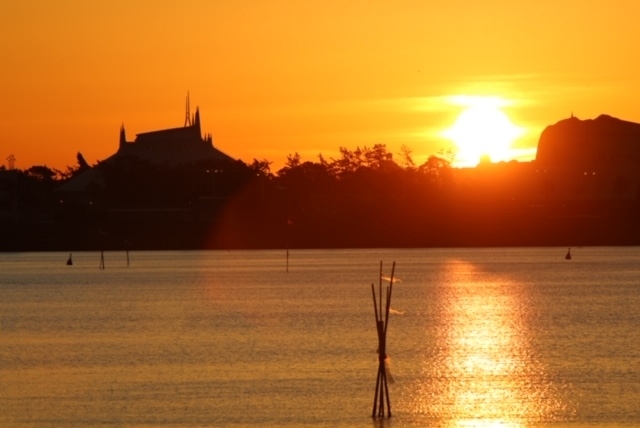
[537, 114, 640, 169]
[2, 109, 640, 251]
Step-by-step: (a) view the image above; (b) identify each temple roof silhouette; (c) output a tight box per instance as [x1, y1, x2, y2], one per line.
[111, 107, 234, 166]
[58, 105, 235, 193]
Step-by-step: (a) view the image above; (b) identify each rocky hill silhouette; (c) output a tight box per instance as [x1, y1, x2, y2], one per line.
[536, 114, 640, 169]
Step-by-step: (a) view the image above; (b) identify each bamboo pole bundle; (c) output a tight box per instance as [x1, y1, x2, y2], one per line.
[371, 260, 395, 419]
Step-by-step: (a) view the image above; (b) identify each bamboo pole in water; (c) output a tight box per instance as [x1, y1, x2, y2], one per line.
[371, 261, 395, 419]
[371, 284, 381, 417]
[99, 230, 106, 269]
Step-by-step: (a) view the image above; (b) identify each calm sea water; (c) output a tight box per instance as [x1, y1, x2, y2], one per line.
[1, 248, 640, 427]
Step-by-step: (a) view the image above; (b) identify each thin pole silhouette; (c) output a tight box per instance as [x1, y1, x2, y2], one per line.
[125, 240, 130, 267]
[99, 230, 106, 269]
[371, 261, 395, 419]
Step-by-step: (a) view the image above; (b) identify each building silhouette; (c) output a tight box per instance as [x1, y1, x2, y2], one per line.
[58, 100, 235, 194]
[114, 106, 233, 166]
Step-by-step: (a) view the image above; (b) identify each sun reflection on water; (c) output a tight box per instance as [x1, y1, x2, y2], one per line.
[407, 261, 572, 427]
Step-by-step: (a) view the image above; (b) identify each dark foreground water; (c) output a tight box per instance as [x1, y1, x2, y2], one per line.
[1, 248, 640, 427]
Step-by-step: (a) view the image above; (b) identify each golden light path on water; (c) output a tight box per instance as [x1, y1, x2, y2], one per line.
[405, 260, 574, 427]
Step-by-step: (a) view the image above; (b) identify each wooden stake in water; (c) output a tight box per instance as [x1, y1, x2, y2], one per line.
[99, 230, 106, 270]
[371, 261, 395, 419]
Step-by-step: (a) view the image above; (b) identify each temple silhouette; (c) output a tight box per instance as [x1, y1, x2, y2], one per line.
[58, 96, 235, 194]
[114, 99, 233, 166]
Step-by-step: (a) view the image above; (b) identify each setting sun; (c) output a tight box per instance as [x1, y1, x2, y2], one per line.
[442, 96, 524, 167]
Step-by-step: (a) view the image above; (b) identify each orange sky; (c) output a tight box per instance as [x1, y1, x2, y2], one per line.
[2, 0, 640, 171]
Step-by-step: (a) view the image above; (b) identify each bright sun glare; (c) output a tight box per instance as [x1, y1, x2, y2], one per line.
[442, 96, 524, 167]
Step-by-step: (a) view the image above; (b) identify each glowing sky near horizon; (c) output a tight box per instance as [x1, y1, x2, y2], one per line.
[2, 0, 640, 171]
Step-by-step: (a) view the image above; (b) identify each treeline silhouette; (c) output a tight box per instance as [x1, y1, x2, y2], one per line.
[2, 144, 640, 251]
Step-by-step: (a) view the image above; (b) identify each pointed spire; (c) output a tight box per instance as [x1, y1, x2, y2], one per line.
[194, 106, 200, 128]
[119, 123, 127, 147]
[184, 92, 192, 127]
